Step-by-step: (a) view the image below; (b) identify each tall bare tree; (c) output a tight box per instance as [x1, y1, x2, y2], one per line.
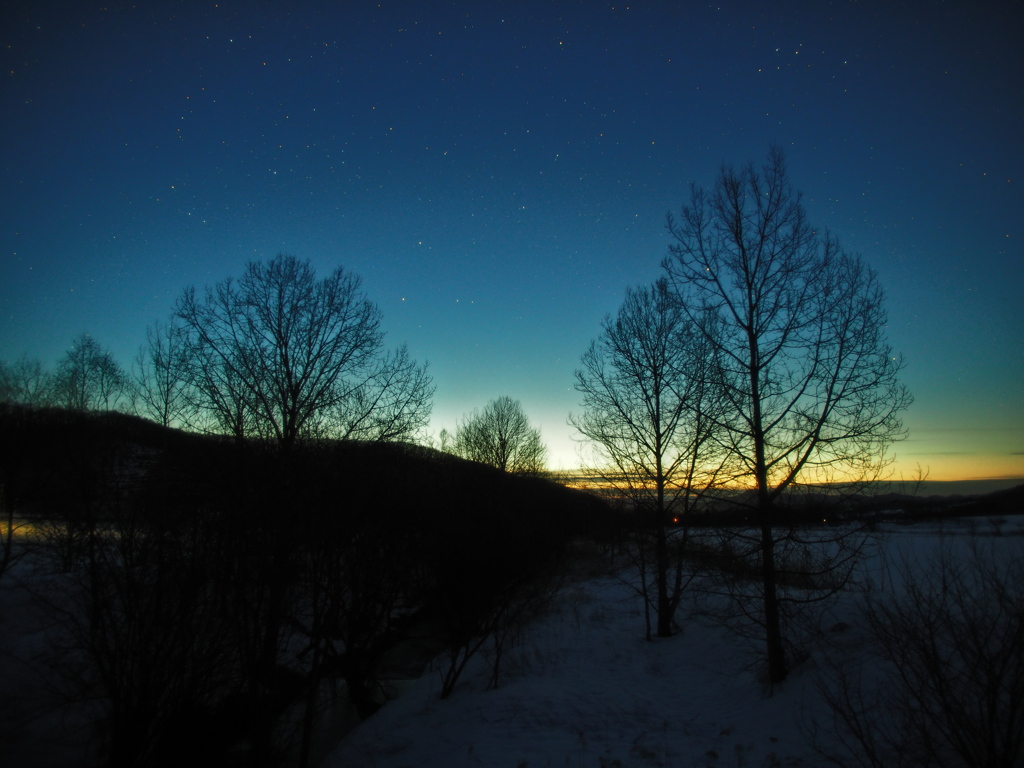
[175, 254, 430, 448]
[52, 334, 126, 412]
[571, 279, 728, 638]
[453, 396, 546, 474]
[663, 147, 912, 682]
[131, 319, 193, 428]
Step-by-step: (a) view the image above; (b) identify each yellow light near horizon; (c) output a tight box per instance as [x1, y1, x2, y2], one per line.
[891, 453, 1024, 483]
[557, 455, 1024, 492]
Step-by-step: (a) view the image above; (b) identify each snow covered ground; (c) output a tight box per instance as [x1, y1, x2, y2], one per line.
[2, 513, 1021, 767]
[324, 577, 818, 768]
[322, 515, 1024, 768]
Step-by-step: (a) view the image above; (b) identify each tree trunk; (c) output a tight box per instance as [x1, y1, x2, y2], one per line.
[750, 333, 787, 684]
[655, 517, 672, 638]
[759, 502, 787, 684]
[654, 456, 673, 638]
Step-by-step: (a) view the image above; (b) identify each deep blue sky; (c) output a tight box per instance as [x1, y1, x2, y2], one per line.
[2, 0, 1021, 479]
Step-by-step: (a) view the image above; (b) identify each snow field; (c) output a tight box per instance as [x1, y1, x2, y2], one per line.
[324, 515, 1024, 768]
[325, 575, 821, 767]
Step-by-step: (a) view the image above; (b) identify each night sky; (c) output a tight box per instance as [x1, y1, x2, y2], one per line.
[2, 1, 1021, 481]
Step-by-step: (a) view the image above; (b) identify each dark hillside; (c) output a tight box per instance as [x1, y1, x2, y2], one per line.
[932, 482, 1024, 518]
[0, 404, 610, 767]
[0, 404, 608, 532]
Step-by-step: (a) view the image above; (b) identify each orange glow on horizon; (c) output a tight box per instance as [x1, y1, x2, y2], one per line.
[890, 453, 1024, 484]
[557, 456, 1024, 492]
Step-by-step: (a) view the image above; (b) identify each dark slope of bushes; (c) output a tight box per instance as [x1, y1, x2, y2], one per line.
[0, 403, 607, 532]
[0, 404, 610, 767]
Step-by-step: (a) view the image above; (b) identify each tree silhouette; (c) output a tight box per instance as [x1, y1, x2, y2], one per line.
[52, 334, 126, 411]
[0, 354, 52, 406]
[175, 254, 431, 448]
[453, 396, 546, 474]
[663, 146, 911, 683]
[131, 318, 192, 428]
[571, 279, 729, 638]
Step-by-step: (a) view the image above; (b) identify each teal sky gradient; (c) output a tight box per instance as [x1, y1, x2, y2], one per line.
[1, 1, 1021, 480]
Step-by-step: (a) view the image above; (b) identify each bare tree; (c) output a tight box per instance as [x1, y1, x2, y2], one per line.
[571, 279, 729, 638]
[52, 334, 126, 411]
[437, 564, 563, 699]
[0, 354, 53, 406]
[175, 254, 430, 448]
[178, 334, 257, 441]
[663, 146, 912, 682]
[437, 427, 453, 453]
[131, 318, 193, 428]
[453, 396, 546, 474]
[39, 493, 235, 767]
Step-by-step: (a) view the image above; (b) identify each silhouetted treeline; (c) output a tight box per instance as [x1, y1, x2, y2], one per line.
[0, 403, 610, 768]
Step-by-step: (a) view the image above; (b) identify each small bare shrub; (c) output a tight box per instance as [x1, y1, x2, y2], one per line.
[808, 539, 1024, 768]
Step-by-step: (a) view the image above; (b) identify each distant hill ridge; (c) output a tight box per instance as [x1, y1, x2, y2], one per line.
[0, 403, 611, 534]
